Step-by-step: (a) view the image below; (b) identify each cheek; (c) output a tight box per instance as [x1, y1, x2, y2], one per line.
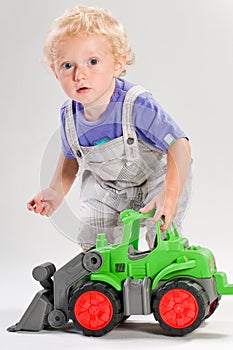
[59, 76, 71, 89]
[58, 80, 72, 96]
[92, 67, 115, 80]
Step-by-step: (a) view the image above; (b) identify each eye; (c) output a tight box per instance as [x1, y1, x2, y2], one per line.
[62, 62, 73, 70]
[88, 58, 98, 66]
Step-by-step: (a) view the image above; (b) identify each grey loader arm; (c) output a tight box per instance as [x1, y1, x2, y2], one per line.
[7, 252, 92, 332]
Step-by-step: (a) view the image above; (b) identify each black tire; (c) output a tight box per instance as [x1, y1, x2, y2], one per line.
[152, 279, 209, 336]
[69, 281, 123, 336]
[120, 315, 130, 323]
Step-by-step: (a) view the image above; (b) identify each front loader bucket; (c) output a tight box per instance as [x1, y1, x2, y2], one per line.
[7, 252, 99, 333]
[7, 289, 53, 332]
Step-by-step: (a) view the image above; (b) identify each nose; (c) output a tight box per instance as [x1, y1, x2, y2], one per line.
[74, 65, 87, 81]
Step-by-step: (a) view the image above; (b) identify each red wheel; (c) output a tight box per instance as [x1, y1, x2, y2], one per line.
[74, 290, 113, 330]
[69, 282, 123, 336]
[153, 280, 209, 336]
[159, 288, 198, 328]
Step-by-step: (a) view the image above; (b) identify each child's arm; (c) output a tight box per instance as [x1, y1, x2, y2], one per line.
[27, 153, 79, 216]
[140, 138, 191, 230]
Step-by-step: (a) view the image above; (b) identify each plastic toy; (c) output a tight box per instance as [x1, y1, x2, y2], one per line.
[7, 209, 233, 336]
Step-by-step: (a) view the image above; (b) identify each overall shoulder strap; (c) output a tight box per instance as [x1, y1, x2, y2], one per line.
[65, 100, 83, 161]
[122, 85, 149, 161]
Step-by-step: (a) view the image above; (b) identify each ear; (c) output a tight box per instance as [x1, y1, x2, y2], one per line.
[50, 64, 59, 79]
[113, 56, 127, 77]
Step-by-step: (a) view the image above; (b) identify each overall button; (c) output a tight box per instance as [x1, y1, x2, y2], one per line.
[127, 137, 134, 145]
[76, 150, 82, 158]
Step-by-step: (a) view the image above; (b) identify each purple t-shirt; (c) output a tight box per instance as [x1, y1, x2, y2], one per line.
[60, 78, 187, 158]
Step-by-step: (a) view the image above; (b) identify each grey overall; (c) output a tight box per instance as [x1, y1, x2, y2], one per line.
[65, 85, 192, 249]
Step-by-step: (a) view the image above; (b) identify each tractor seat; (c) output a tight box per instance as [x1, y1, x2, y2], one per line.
[128, 245, 151, 260]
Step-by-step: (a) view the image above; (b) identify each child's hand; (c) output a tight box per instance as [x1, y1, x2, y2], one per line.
[141, 138, 191, 230]
[27, 187, 64, 217]
[140, 188, 178, 230]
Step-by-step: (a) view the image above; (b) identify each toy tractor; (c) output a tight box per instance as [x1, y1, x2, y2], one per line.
[7, 209, 233, 336]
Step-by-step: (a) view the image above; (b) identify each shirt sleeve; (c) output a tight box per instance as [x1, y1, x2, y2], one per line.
[133, 93, 188, 153]
[60, 103, 76, 159]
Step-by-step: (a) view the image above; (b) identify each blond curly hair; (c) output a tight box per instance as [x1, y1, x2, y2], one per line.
[43, 5, 135, 76]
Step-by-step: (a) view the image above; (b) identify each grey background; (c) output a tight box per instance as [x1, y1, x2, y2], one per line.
[1, 1, 233, 348]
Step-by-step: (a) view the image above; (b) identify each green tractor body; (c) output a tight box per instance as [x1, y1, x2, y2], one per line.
[8, 209, 233, 336]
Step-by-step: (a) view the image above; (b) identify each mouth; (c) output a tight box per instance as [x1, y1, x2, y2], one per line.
[76, 87, 90, 94]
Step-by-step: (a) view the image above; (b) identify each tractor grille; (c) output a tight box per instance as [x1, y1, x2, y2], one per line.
[115, 263, 126, 272]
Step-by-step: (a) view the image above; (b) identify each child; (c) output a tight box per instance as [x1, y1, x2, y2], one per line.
[27, 5, 192, 251]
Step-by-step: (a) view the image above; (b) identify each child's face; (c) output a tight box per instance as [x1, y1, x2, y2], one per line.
[52, 35, 125, 107]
